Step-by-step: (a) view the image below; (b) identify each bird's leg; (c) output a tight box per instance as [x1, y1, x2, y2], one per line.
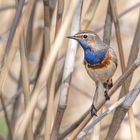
[90, 103, 97, 117]
[103, 80, 110, 101]
[104, 90, 110, 100]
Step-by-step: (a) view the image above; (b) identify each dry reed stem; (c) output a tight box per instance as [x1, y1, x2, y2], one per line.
[59, 109, 90, 139]
[43, 0, 51, 59]
[105, 10, 140, 140]
[0, 0, 25, 84]
[34, 105, 47, 139]
[66, 57, 140, 139]
[45, 0, 64, 139]
[95, 2, 140, 33]
[14, 1, 79, 139]
[34, 0, 58, 138]
[26, 2, 36, 54]
[108, 1, 137, 139]
[11, 85, 21, 131]
[50, 0, 83, 139]
[33, 0, 58, 138]
[5, 0, 25, 57]
[0, 0, 35, 96]
[0, 95, 13, 140]
[81, 0, 100, 30]
[103, 1, 112, 45]
[43, 0, 53, 139]
[0, 1, 35, 140]
[20, 34, 33, 140]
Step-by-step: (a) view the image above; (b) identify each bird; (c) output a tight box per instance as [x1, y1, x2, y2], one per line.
[67, 30, 117, 116]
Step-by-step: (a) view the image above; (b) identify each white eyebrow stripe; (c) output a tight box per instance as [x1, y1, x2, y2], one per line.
[77, 32, 96, 37]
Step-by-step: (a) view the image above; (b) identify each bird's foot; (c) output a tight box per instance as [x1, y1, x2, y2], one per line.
[104, 90, 110, 100]
[90, 104, 97, 117]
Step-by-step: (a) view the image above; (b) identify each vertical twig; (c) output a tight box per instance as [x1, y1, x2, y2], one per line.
[90, 1, 112, 140]
[103, 1, 112, 45]
[33, 0, 57, 138]
[10, 84, 21, 130]
[20, 33, 33, 140]
[2, 0, 25, 65]
[0, 0, 36, 140]
[81, 0, 100, 30]
[26, 1, 36, 54]
[14, 1, 79, 139]
[105, 8, 140, 140]
[44, 0, 64, 140]
[105, 1, 138, 140]
[50, 1, 83, 139]
[0, 0, 36, 101]
[0, 95, 13, 140]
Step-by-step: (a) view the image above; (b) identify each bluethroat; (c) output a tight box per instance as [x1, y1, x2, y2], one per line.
[67, 30, 117, 116]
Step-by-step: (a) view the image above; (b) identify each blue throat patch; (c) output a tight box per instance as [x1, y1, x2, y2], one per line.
[84, 49, 107, 65]
[78, 40, 107, 65]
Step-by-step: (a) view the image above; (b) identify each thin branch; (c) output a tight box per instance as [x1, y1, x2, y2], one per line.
[66, 56, 140, 139]
[77, 79, 140, 139]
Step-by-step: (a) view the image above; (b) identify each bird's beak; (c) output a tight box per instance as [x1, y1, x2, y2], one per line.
[67, 35, 79, 40]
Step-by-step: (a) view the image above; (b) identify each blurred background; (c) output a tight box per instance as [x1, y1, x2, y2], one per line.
[0, 0, 140, 140]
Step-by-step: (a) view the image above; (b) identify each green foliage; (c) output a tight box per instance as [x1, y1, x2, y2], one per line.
[0, 114, 8, 134]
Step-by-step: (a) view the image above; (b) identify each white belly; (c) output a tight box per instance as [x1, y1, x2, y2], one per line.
[85, 61, 116, 82]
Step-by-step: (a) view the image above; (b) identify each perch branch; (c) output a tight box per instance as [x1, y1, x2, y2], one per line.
[77, 80, 140, 139]
[66, 56, 140, 139]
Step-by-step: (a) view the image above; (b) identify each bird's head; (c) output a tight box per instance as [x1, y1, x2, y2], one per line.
[67, 30, 100, 50]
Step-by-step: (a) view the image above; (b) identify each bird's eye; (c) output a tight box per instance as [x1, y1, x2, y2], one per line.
[83, 34, 88, 39]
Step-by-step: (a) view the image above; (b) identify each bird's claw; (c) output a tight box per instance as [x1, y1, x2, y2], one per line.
[104, 90, 110, 100]
[91, 104, 97, 117]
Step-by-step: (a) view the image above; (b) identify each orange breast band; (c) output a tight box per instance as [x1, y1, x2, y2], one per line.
[85, 51, 111, 69]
